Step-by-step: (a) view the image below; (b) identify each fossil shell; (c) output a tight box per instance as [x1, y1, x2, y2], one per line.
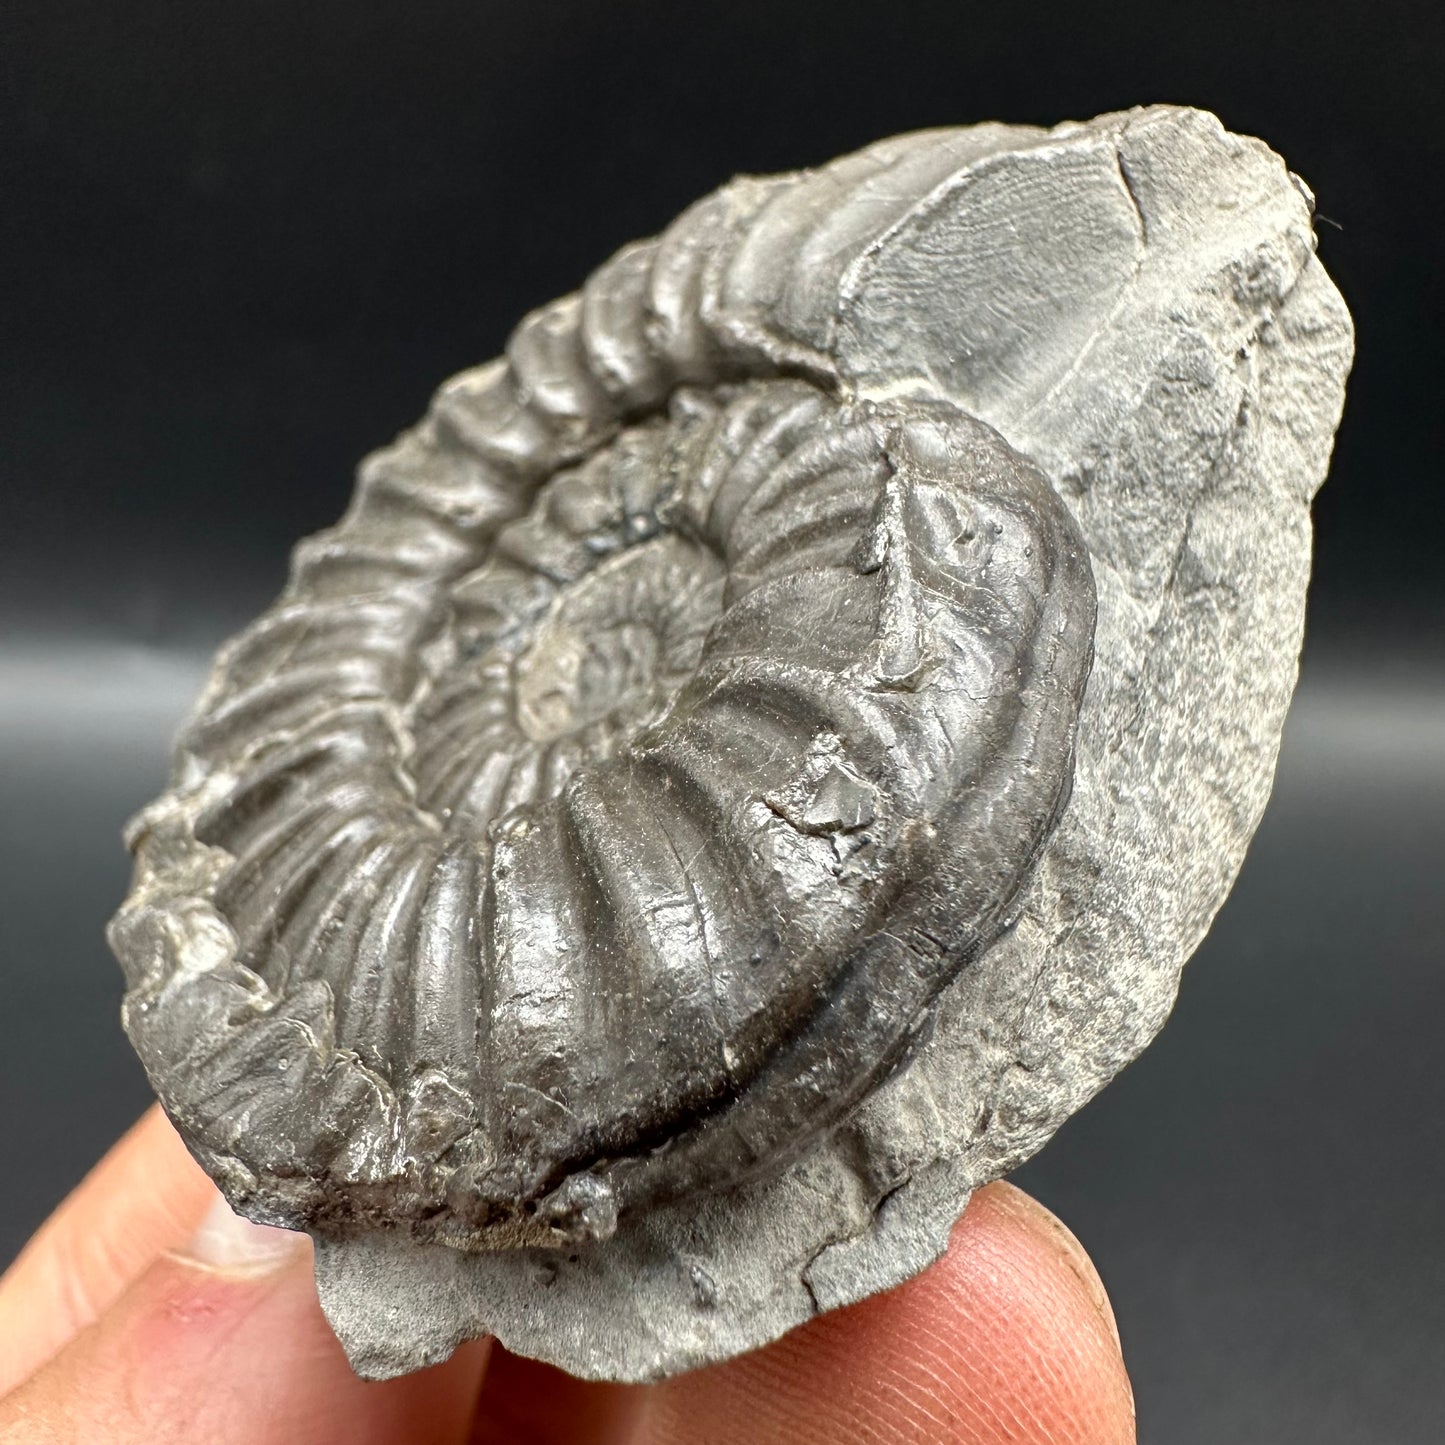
[113, 105, 1352, 1380]
[116, 298, 1096, 1244]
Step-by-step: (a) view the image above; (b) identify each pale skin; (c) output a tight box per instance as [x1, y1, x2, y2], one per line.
[0, 1107, 1135, 1443]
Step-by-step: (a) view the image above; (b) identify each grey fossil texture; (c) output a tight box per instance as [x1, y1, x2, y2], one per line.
[112, 105, 1353, 1381]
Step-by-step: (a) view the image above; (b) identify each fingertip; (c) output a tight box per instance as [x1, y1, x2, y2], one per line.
[894, 1180, 1136, 1443]
[643, 1181, 1135, 1445]
[965, 1181, 1123, 1349]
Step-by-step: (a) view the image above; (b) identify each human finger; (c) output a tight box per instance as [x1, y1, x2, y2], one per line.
[0, 1186, 489, 1445]
[635, 1181, 1135, 1445]
[467, 1345, 649, 1444]
[0, 1105, 214, 1391]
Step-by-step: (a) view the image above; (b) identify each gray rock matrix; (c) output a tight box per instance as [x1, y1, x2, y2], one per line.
[112, 106, 1352, 1381]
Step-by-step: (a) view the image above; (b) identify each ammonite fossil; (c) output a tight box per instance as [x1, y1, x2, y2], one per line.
[113, 106, 1352, 1380]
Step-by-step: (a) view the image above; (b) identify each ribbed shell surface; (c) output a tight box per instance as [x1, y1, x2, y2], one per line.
[113, 130, 1097, 1247]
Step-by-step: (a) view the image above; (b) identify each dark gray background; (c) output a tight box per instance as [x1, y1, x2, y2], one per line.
[2, 2, 1441, 1440]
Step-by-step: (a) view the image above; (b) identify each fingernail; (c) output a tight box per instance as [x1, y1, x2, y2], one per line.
[177, 1191, 308, 1276]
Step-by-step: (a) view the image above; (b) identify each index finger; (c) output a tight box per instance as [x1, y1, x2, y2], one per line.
[635, 1182, 1135, 1445]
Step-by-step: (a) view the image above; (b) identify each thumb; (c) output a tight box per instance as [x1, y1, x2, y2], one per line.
[0, 1190, 486, 1445]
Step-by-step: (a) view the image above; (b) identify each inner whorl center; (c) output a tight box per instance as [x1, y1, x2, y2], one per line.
[513, 533, 726, 744]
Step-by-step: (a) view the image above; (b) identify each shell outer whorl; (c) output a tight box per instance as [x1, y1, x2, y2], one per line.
[111, 146, 1097, 1252]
